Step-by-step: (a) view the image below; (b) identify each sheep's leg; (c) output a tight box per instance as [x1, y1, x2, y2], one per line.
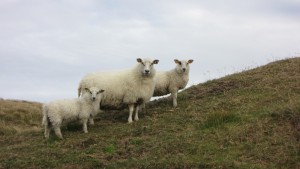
[89, 116, 94, 125]
[128, 104, 134, 123]
[134, 105, 139, 121]
[54, 126, 63, 139]
[44, 125, 51, 139]
[82, 118, 88, 133]
[140, 103, 146, 112]
[171, 91, 178, 107]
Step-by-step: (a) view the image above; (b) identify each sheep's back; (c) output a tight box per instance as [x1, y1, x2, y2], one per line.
[80, 69, 155, 107]
[45, 99, 81, 122]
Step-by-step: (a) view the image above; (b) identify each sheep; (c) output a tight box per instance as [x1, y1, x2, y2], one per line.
[42, 87, 104, 139]
[153, 59, 193, 107]
[78, 58, 159, 123]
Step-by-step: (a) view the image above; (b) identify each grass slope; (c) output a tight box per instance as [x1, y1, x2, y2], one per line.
[0, 58, 299, 168]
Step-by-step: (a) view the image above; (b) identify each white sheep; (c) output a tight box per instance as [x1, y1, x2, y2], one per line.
[78, 58, 159, 123]
[153, 59, 193, 107]
[42, 87, 104, 139]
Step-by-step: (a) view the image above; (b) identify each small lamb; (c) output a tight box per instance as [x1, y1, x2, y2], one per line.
[153, 59, 193, 107]
[42, 87, 104, 139]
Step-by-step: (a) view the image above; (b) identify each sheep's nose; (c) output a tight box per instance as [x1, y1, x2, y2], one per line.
[145, 70, 150, 73]
[182, 68, 186, 72]
[92, 97, 96, 101]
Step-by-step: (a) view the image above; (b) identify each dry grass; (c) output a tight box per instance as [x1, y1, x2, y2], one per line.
[0, 57, 299, 168]
[0, 100, 42, 135]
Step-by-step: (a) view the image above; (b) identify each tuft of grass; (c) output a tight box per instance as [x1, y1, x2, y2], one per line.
[103, 144, 117, 154]
[201, 111, 241, 129]
[130, 138, 143, 145]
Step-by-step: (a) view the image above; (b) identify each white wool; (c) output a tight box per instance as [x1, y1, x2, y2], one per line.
[78, 58, 159, 123]
[153, 59, 193, 107]
[42, 87, 104, 139]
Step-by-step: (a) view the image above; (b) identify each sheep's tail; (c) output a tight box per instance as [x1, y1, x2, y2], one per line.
[42, 105, 48, 127]
[78, 84, 82, 98]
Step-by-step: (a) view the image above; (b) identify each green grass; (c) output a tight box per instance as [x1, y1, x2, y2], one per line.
[0, 57, 300, 168]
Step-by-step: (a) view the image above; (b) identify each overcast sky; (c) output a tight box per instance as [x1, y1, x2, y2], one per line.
[0, 0, 299, 102]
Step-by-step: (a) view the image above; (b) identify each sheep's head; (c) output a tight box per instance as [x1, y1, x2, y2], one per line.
[137, 58, 159, 77]
[84, 87, 105, 102]
[174, 59, 193, 74]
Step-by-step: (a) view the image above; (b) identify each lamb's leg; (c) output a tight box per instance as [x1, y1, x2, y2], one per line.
[134, 105, 139, 121]
[44, 125, 51, 139]
[128, 104, 134, 123]
[171, 91, 178, 107]
[82, 118, 88, 133]
[54, 126, 63, 139]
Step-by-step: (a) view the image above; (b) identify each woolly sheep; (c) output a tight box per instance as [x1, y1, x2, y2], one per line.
[78, 58, 159, 123]
[153, 59, 193, 107]
[42, 87, 104, 139]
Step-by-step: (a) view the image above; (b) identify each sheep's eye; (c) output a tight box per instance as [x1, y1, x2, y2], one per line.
[89, 91, 92, 94]
[179, 62, 182, 65]
[97, 91, 100, 94]
[141, 62, 145, 66]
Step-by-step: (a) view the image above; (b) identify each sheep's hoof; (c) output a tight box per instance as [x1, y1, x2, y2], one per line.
[89, 119, 95, 125]
[135, 117, 139, 121]
[128, 120, 133, 124]
[173, 103, 177, 108]
[44, 135, 50, 139]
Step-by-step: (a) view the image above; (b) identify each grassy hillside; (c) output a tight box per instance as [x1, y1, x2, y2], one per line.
[0, 57, 299, 168]
[0, 99, 41, 135]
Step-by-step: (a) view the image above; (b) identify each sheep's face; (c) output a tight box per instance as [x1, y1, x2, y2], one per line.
[84, 87, 105, 102]
[174, 59, 193, 74]
[137, 58, 159, 77]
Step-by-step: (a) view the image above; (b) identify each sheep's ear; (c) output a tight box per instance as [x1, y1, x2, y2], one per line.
[174, 59, 181, 64]
[84, 88, 90, 92]
[188, 59, 194, 64]
[97, 89, 105, 94]
[153, 60, 159, 64]
[137, 58, 143, 63]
